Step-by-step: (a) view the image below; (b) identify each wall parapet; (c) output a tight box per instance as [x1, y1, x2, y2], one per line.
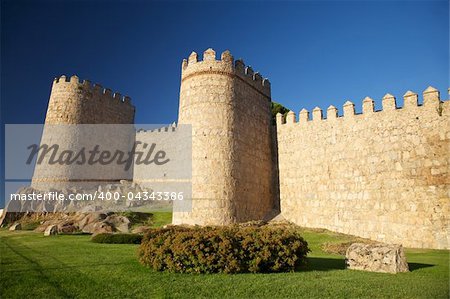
[276, 86, 446, 125]
[136, 123, 177, 134]
[276, 85, 449, 249]
[53, 75, 134, 106]
[181, 48, 271, 98]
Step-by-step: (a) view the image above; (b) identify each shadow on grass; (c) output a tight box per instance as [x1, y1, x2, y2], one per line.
[3, 261, 133, 274]
[303, 257, 346, 272]
[2, 238, 73, 297]
[302, 257, 435, 272]
[408, 262, 434, 271]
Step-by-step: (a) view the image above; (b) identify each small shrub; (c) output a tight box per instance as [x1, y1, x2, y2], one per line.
[91, 233, 143, 244]
[138, 225, 310, 274]
[59, 232, 90, 236]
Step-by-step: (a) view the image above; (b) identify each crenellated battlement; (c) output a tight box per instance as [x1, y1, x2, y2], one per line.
[276, 85, 449, 249]
[234, 58, 271, 98]
[53, 75, 133, 106]
[277, 86, 447, 125]
[136, 123, 177, 134]
[36, 50, 449, 249]
[181, 48, 235, 78]
[46, 75, 135, 124]
[181, 48, 271, 98]
[175, 49, 274, 226]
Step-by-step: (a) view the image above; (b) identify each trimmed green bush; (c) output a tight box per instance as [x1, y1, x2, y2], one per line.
[138, 225, 310, 274]
[91, 233, 142, 244]
[60, 232, 90, 236]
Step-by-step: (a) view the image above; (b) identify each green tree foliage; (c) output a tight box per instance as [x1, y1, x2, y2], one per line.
[271, 101, 290, 124]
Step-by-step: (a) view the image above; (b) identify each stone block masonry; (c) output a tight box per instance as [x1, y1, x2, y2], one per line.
[345, 243, 409, 273]
[32, 75, 135, 189]
[173, 49, 276, 225]
[45, 75, 135, 124]
[30, 49, 449, 249]
[277, 87, 449, 249]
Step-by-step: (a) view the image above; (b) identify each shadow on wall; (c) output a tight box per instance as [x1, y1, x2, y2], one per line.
[303, 257, 435, 272]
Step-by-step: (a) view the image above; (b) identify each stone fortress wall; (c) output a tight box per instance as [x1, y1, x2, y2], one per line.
[132, 124, 193, 213]
[133, 125, 178, 183]
[276, 88, 450, 249]
[33, 49, 449, 249]
[173, 49, 275, 225]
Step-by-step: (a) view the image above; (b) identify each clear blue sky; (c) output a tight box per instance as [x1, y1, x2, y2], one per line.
[1, 0, 448, 207]
[1, 0, 448, 124]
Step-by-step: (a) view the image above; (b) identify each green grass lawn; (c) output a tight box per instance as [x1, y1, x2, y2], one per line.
[0, 219, 448, 299]
[150, 211, 173, 228]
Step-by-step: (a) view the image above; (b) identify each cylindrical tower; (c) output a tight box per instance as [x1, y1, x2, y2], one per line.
[174, 49, 237, 225]
[173, 49, 275, 225]
[44, 75, 85, 124]
[31, 75, 135, 190]
[44, 75, 135, 125]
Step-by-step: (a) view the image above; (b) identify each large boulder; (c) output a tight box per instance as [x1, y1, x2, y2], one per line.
[13, 209, 134, 235]
[345, 243, 409, 273]
[104, 215, 131, 233]
[9, 223, 21, 231]
[131, 225, 151, 234]
[35, 219, 60, 232]
[1, 211, 27, 227]
[78, 213, 108, 233]
[44, 225, 58, 236]
[58, 222, 79, 234]
[90, 222, 114, 235]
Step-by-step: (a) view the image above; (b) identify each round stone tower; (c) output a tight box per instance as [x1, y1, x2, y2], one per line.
[44, 75, 135, 125]
[31, 75, 135, 190]
[173, 48, 275, 225]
